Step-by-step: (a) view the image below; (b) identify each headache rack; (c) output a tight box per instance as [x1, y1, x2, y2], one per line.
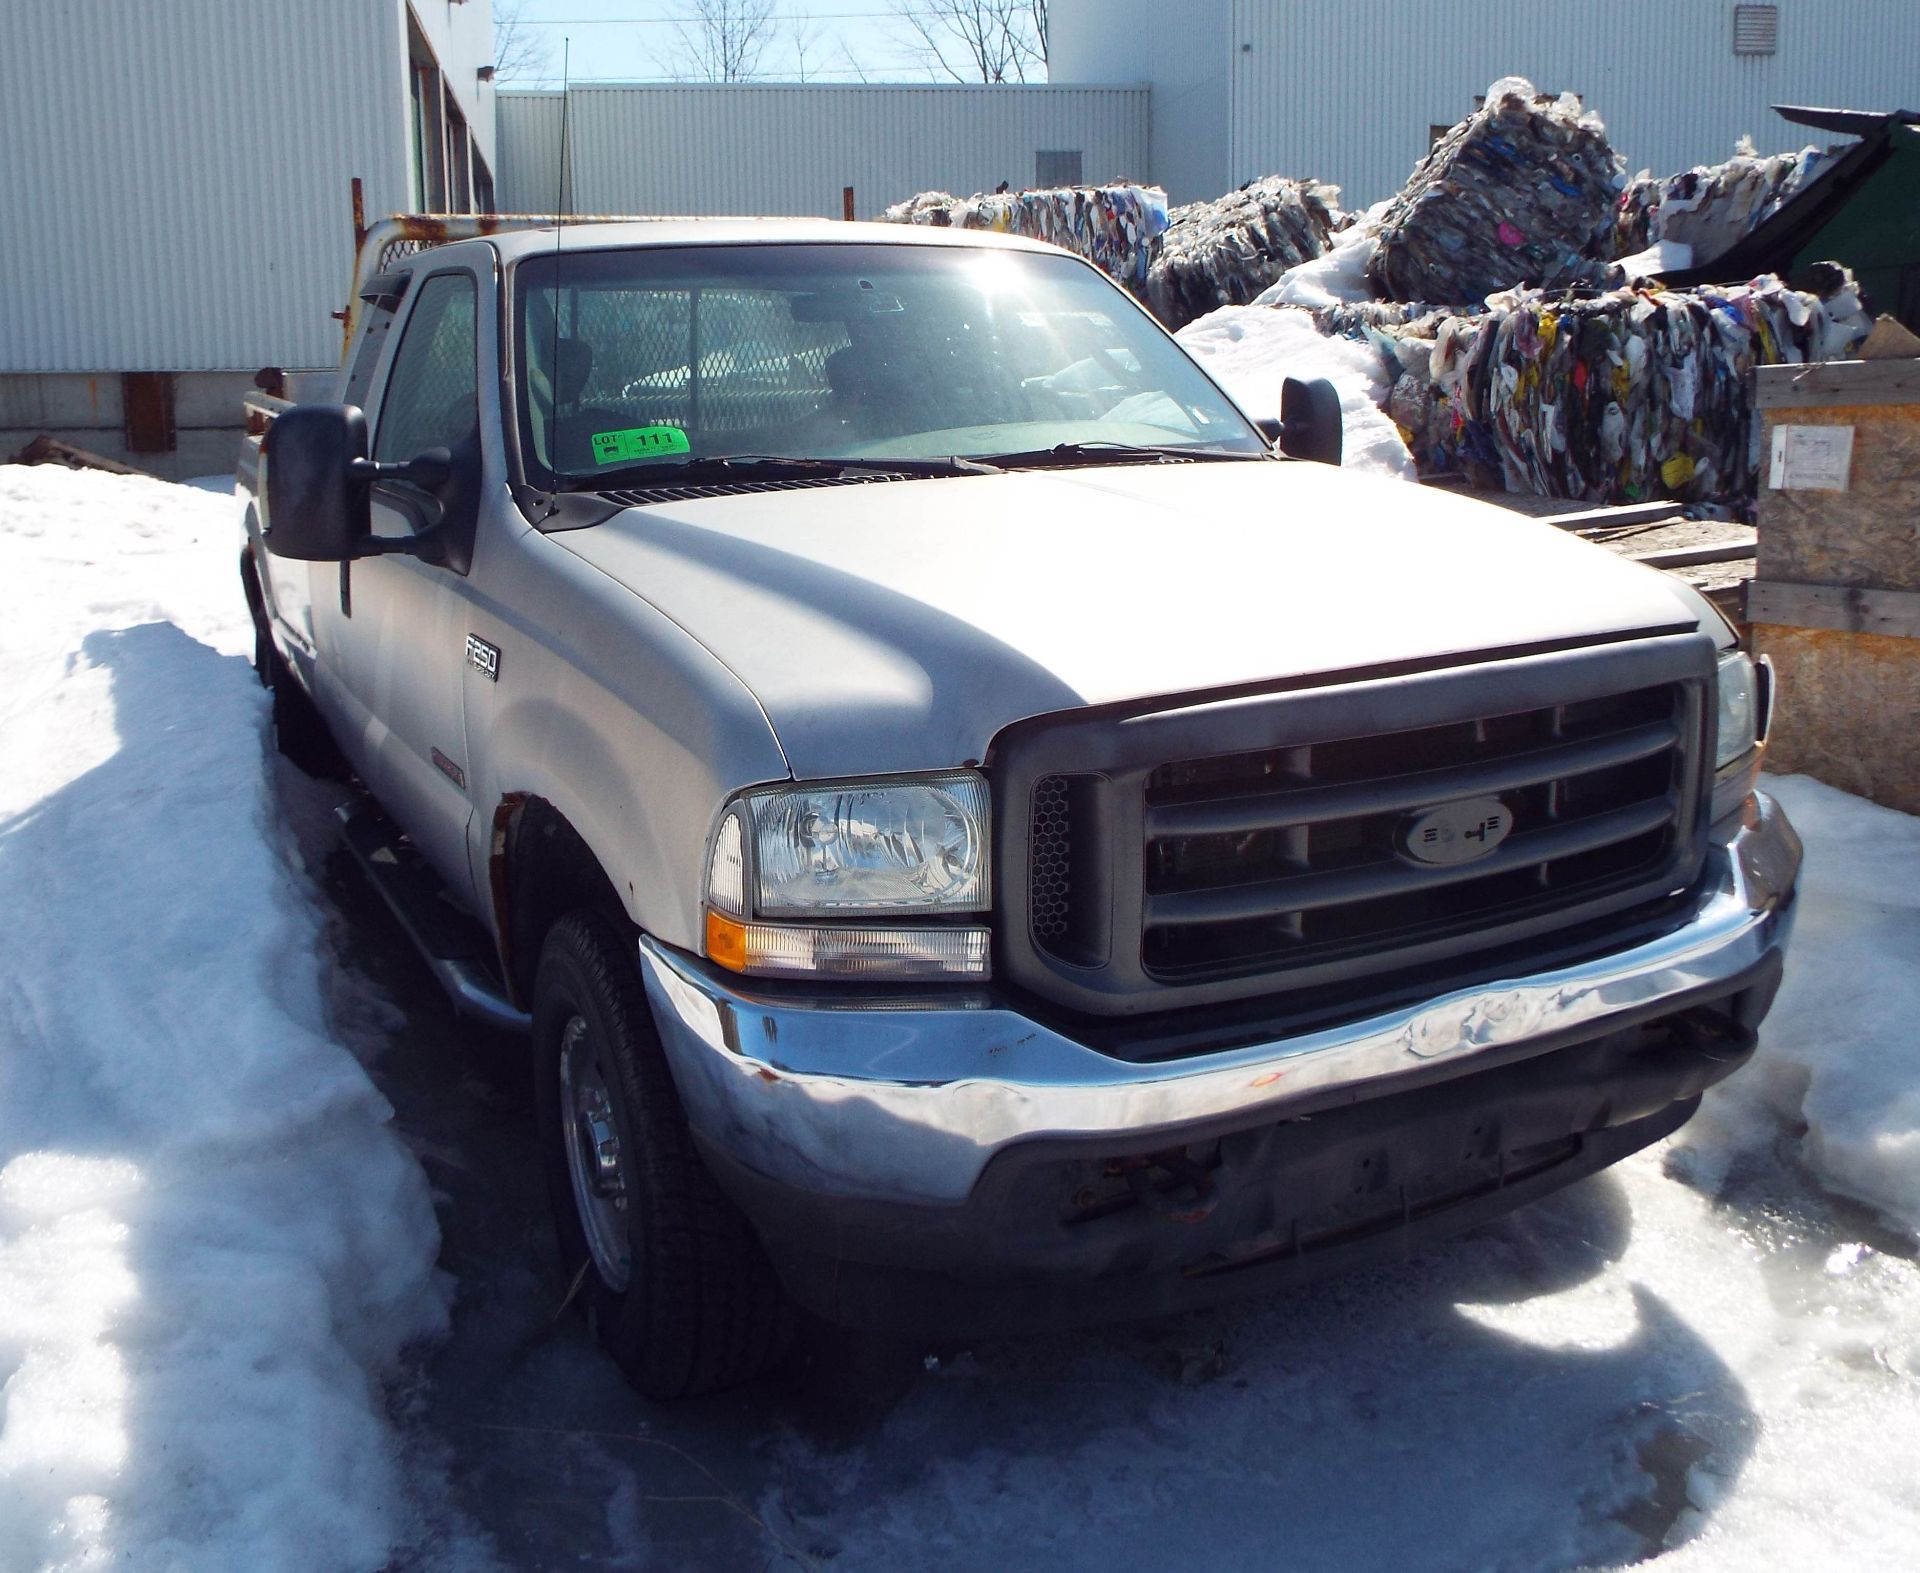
[993, 634, 1717, 1023]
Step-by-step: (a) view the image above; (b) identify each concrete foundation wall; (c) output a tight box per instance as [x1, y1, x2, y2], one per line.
[3, 371, 258, 482]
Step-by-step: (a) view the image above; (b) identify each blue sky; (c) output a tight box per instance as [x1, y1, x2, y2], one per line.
[503, 0, 997, 84]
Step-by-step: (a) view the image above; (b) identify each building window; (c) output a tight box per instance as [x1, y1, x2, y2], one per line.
[448, 103, 473, 213]
[1036, 150, 1083, 188]
[1733, 5, 1779, 56]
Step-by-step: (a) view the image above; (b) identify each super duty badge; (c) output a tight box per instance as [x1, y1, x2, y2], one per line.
[466, 634, 500, 682]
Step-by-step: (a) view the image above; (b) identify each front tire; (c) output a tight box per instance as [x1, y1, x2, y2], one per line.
[252, 617, 344, 778]
[532, 911, 790, 1398]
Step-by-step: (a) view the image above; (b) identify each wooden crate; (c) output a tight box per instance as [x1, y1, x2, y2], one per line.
[1750, 357, 1920, 813]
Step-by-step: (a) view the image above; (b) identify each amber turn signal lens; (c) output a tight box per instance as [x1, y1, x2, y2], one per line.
[705, 910, 749, 972]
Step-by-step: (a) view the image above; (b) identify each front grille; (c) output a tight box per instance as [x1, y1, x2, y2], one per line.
[994, 635, 1714, 1020]
[1133, 683, 1684, 981]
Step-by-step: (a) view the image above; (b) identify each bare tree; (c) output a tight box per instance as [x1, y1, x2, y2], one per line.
[891, 0, 1046, 83]
[1029, 1, 1049, 67]
[789, 13, 826, 82]
[492, 0, 553, 82]
[674, 0, 780, 82]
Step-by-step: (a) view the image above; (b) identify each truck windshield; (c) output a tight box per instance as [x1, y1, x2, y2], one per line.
[513, 243, 1265, 487]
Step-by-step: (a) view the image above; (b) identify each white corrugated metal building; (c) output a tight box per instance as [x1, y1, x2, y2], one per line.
[0, 0, 497, 477]
[1050, 0, 1920, 207]
[494, 83, 1151, 219]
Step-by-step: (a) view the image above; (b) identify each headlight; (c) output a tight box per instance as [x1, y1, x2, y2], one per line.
[703, 772, 991, 979]
[1710, 648, 1770, 823]
[1714, 649, 1759, 772]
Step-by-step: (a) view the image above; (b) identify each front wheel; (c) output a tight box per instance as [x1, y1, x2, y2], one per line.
[252, 618, 344, 778]
[532, 911, 790, 1398]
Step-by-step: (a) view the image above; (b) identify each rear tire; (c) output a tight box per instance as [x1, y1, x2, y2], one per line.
[533, 910, 791, 1398]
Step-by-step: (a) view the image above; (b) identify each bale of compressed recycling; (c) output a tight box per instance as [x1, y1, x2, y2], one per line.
[878, 184, 1170, 289]
[1143, 176, 1345, 330]
[1613, 141, 1836, 264]
[1367, 77, 1625, 305]
[1339, 269, 1871, 508]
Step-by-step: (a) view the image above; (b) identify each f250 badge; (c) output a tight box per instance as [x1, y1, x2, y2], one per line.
[1401, 797, 1512, 866]
[466, 634, 501, 682]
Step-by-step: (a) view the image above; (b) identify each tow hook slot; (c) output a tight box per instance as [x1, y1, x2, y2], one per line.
[1666, 1006, 1758, 1063]
[1119, 1148, 1219, 1223]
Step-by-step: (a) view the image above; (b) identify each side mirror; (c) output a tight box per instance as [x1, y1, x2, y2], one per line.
[1277, 376, 1343, 466]
[262, 404, 372, 561]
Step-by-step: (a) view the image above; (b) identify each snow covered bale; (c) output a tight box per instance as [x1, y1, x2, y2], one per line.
[0, 467, 448, 1568]
[1144, 176, 1345, 331]
[1368, 77, 1625, 306]
[1176, 304, 1417, 482]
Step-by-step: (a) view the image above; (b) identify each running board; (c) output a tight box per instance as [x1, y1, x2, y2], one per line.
[335, 803, 531, 1035]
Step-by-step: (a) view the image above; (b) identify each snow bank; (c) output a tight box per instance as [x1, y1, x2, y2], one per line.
[0, 466, 446, 1570]
[1176, 303, 1417, 481]
[1678, 774, 1920, 1239]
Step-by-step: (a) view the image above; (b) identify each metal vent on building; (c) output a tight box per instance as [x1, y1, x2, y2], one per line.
[1734, 5, 1780, 56]
[1036, 149, 1083, 188]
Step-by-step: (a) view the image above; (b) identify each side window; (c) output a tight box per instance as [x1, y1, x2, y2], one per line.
[373, 272, 477, 462]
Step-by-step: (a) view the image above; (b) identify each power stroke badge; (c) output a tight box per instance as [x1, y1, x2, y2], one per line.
[1400, 796, 1512, 866]
[466, 634, 501, 682]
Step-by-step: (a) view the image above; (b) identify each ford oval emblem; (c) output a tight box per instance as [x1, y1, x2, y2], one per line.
[1400, 797, 1513, 866]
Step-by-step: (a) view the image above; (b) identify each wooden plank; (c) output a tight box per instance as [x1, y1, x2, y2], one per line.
[1748, 579, 1920, 640]
[1754, 357, 1920, 410]
[1631, 542, 1756, 570]
[1544, 502, 1684, 531]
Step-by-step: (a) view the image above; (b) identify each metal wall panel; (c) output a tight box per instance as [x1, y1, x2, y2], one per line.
[498, 84, 1151, 219]
[0, 1, 411, 373]
[1055, 1, 1920, 210]
[1048, 0, 1231, 203]
[1227, 0, 1920, 207]
[495, 92, 568, 212]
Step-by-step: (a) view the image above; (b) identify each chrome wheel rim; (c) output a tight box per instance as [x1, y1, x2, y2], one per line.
[559, 1014, 632, 1293]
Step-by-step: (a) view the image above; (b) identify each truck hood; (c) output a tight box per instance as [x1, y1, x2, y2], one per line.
[555, 462, 1713, 780]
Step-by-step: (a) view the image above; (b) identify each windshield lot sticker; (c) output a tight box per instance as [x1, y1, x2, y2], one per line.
[590, 425, 691, 465]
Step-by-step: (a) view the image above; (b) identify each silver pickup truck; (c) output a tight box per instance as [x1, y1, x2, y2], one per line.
[240, 219, 1799, 1398]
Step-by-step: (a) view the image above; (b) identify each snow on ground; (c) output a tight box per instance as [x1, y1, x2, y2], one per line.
[0, 465, 449, 1570]
[1177, 302, 1418, 482]
[1678, 774, 1920, 1237]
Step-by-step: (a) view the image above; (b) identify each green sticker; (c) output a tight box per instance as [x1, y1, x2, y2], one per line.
[590, 425, 690, 465]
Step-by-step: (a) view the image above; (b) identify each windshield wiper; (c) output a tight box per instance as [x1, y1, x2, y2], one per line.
[563, 452, 1000, 490]
[971, 441, 1268, 469]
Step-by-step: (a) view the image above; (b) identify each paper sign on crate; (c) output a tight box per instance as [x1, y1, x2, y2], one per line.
[1768, 424, 1855, 491]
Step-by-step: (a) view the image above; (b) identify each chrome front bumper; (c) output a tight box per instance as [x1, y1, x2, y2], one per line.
[639, 791, 1800, 1209]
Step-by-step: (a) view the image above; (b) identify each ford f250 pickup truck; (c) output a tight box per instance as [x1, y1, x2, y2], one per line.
[239, 219, 1799, 1398]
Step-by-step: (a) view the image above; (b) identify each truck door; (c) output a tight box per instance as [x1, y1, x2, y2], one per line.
[320, 266, 485, 906]
[262, 301, 401, 672]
